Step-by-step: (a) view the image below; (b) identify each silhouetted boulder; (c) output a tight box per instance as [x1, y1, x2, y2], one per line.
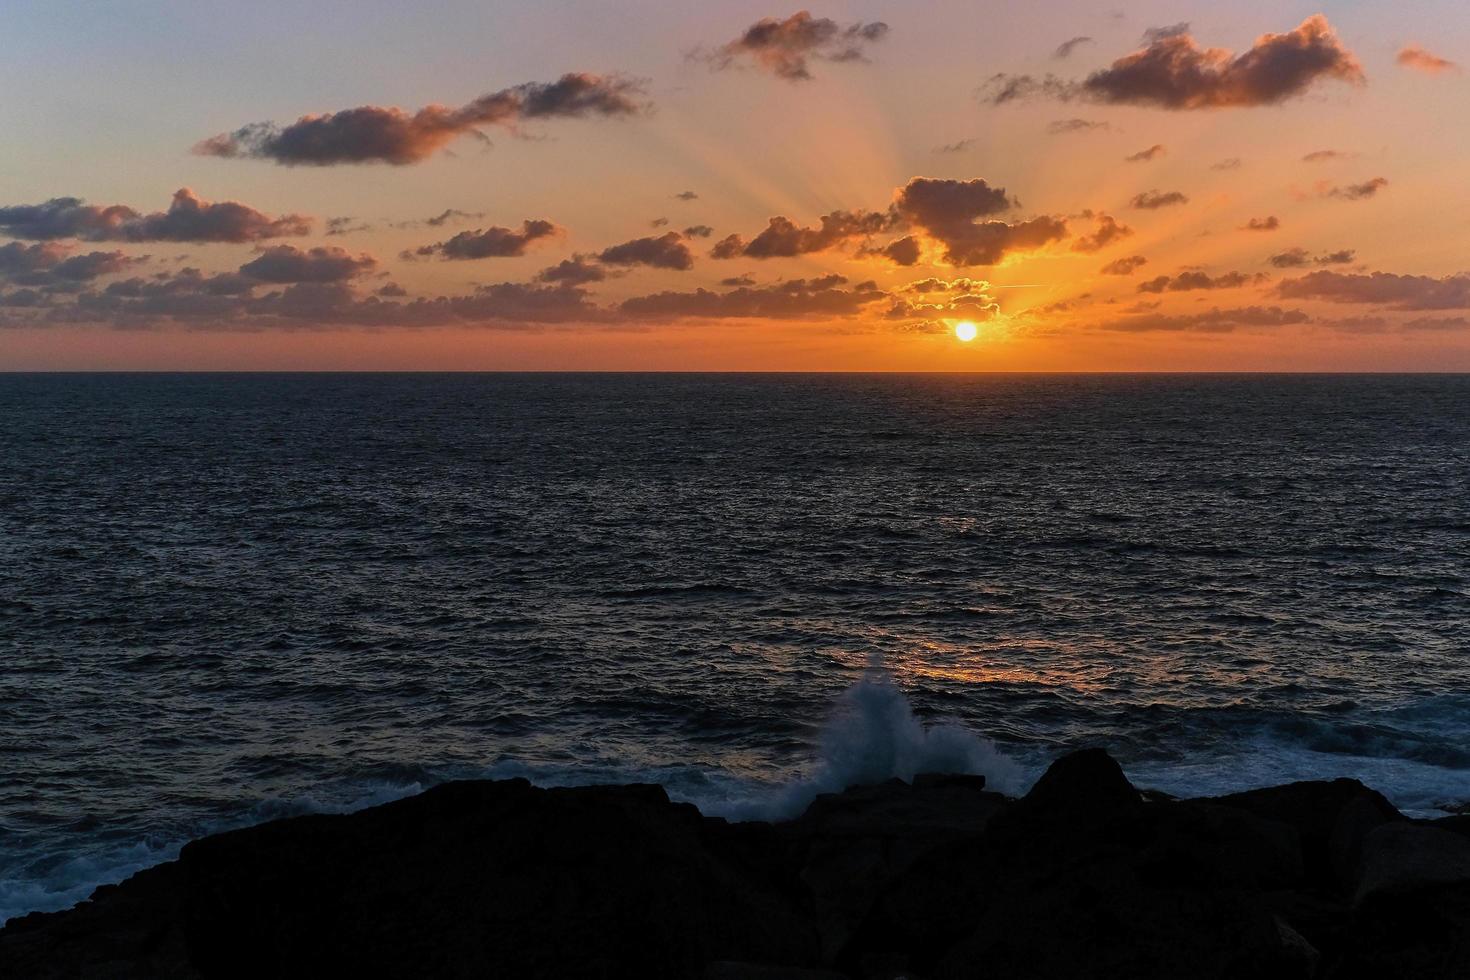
[4, 751, 1469, 979]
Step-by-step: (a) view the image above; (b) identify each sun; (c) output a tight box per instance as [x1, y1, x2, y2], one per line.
[954, 320, 979, 342]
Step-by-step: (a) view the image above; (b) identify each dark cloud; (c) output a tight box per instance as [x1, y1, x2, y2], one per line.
[325, 216, 371, 236]
[597, 231, 695, 270]
[1071, 214, 1133, 253]
[238, 245, 378, 283]
[47, 251, 145, 282]
[425, 208, 487, 227]
[1324, 177, 1388, 200]
[720, 274, 756, 287]
[1125, 144, 1166, 162]
[0, 241, 71, 276]
[1268, 248, 1356, 269]
[1244, 216, 1280, 231]
[733, 210, 895, 259]
[1403, 316, 1470, 331]
[650, 217, 670, 228]
[934, 138, 975, 154]
[1138, 270, 1264, 293]
[1054, 37, 1093, 59]
[683, 225, 714, 239]
[0, 188, 311, 242]
[893, 177, 1065, 266]
[376, 283, 407, 298]
[1397, 45, 1458, 74]
[1130, 190, 1188, 209]
[1211, 158, 1243, 171]
[416, 219, 559, 260]
[1302, 149, 1350, 163]
[674, 191, 699, 201]
[194, 74, 648, 166]
[1140, 23, 1192, 45]
[982, 16, 1362, 109]
[1101, 305, 1308, 331]
[858, 236, 922, 266]
[709, 234, 746, 259]
[1047, 118, 1110, 135]
[702, 12, 889, 81]
[620, 274, 886, 319]
[1276, 271, 1470, 310]
[535, 256, 608, 286]
[1100, 255, 1148, 275]
[901, 277, 990, 294]
[1268, 248, 1311, 268]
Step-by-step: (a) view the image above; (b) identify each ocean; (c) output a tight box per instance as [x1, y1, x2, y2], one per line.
[2, 372, 1468, 923]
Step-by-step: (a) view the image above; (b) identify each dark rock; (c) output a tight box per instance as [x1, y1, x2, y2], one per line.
[1209, 779, 1401, 893]
[1354, 823, 1470, 904]
[5, 750, 1468, 979]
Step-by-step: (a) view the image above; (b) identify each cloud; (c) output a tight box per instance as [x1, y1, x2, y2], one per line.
[1071, 214, 1133, 253]
[597, 231, 695, 270]
[1276, 270, 1470, 309]
[1047, 118, 1110, 134]
[376, 283, 407, 297]
[1100, 255, 1148, 275]
[1323, 177, 1388, 200]
[1100, 305, 1309, 331]
[238, 245, 378, 283]
[1129, 189, 1188, 209]
[193, 73, 648, 165]
[1403, 316, 1470, 331]
[934, 138, 975, 154]
[28, 272, 610, 330]
[893, 177, 1065, 266]
[0, 188, 311, 242]
[1124, 144, 1166, 162]
[720, 274, 756, 287]
[535, 256, 607, 285]
[650, 217, 670, 228]
[701, 11, 889, 81]
[1243, 216, 1280, 231]
[1140, 23, 1192, 45]
[674, 190, 699, 201]
[415, 219, 559, 260]
[736, 210, 896, 259]
[1397, 45, 1458, 74]
[1268, 247, 1356, 269]
[620, 274, 887, 319]
[858, 235, 922, 266]
[709, 234, 746, 259]
[982, 16, 1362, 109]
[425, 208, 487, 227]
[683, 225, 714, 239]
[1138, 270, 1264, 292]
[0, 241, 72, 276]
[1054, 36, 1093, 59]
[324, 216, 371, 236]
[1211, 158, 1243, 171]
[1302, 149, 1350, 163]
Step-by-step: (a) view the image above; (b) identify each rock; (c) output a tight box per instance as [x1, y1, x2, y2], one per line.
[788, 773, 1006, 962]
[1354, 823, 1470, 904]
[1011, 747, 1142, 819]
[1210, 779, 1401, 893]
[704, 962, 848, 979]
[6, 751, 1470, 979]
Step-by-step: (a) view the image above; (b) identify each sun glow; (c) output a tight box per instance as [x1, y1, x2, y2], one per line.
[954, 321, 979, 342]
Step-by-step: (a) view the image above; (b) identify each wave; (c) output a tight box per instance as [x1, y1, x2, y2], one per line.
[5, 673, 1469, 926]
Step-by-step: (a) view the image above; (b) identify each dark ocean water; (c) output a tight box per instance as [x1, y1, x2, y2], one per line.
[3, 372, 1469, 922]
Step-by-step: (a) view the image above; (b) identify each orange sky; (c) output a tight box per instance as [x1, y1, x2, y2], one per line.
[2, 3, 1468, 370]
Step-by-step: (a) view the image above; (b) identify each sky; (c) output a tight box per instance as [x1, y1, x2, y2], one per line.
[2, 1, 1468, 370]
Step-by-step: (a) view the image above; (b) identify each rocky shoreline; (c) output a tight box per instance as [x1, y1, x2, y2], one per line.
[3, 749, 1468, 978]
